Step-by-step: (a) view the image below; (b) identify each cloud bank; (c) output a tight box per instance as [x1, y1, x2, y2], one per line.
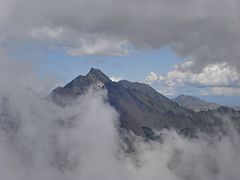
[145, 61, 240, 96]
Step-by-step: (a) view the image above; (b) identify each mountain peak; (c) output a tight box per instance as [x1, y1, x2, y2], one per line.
[173, 94, 220, 112]
[87, 68, 111, 84]
[88, 68, 103, 75]
[175, 94, 201, 102]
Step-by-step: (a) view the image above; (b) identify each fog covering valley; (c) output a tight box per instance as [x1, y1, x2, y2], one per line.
[0, 54, 239, 180]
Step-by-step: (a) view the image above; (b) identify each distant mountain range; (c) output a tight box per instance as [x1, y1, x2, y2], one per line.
[172, 94, 220, 112]
[50, 68, 240, 139]
[233, 106, 240, 111]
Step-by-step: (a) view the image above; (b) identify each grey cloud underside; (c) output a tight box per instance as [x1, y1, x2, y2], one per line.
[1, 0, 240, 69]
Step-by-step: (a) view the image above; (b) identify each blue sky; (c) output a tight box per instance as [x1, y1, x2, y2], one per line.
[38, 47, 181, 82]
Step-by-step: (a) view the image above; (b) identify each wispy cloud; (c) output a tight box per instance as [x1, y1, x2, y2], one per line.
[110, 76, 123, 82]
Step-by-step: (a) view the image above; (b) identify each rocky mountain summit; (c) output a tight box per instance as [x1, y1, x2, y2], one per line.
[173, 94, 220, 112]
[51, 68, 240, 138]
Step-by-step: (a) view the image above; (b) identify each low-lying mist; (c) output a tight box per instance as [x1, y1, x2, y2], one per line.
[0, 54, 240, 180]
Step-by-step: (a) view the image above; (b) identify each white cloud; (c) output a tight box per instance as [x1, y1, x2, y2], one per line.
[145, 72, 158, 84]
[29, 26, 129, 56]
[158, 86, 177, 97]
[66, 39, 128, 56]
[145, 61, 240, 96]
[144, 72, 164, 85]
[144, 72, 176, 96]
[31, 26, 65, 40]
[164, 61, 240, 87]
[110, 76, 123, 82]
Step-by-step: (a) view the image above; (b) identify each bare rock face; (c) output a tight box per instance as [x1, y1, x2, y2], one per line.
[50, 68, 111, 105]
[50, 68, 240, 138]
